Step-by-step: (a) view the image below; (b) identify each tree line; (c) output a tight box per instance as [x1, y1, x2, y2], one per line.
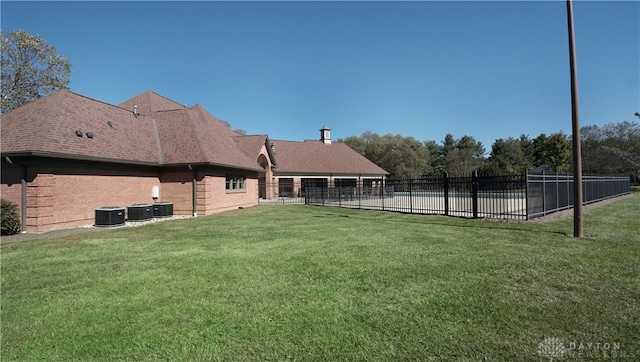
[3, 30, 639, 181]
[338, 121, 640, 179]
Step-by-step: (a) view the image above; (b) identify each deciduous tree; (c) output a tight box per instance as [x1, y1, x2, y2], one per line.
[339, 132, 432, 178]
[533, 132, 572, 173]
[1, 30, 71, 113]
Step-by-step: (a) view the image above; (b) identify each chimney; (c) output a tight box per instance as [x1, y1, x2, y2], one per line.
[320, 125, 331, 144]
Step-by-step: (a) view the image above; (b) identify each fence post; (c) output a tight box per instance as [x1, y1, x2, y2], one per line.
[525, 171, 530, 220]
[409, 177, 413, 213]
[444, 172, 449, 216]
[556, 172, 560, 209]
[381, 177, 385, 211]
[358, 176, 361, 209]
[472, 170, 479, 218]
[542, 170, 546, 215]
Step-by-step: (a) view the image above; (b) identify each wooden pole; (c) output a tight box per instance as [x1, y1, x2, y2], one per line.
[567, 0, 584, 237]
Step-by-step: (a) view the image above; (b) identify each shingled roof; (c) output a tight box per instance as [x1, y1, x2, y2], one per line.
[233, 134, 277, 168]
[1, 89, 161, 165]
[2, 89, 387, 176]
[154, 105, 261, 170]
[270, 139, 387, 177]
[1, 89, 261, 171]
[118, 90, 185, 116]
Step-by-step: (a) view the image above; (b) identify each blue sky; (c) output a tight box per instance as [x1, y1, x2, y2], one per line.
[2, 1, 638, 151]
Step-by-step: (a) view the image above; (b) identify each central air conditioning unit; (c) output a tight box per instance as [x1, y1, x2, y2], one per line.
[127, 204, 153, 221]
[153, 202, 173, 217]
[95, 206, 125, 227]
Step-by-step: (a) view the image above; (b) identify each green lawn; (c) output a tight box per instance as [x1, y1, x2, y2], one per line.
[2, 195, 639, 361]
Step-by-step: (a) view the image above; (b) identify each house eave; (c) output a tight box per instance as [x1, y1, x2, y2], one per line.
[0, 151, 160, 167]
[273, 171, 387, 178]
[0, 151, 265, 173]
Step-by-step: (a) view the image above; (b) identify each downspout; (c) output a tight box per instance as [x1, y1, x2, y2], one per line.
[189, 165, 197, 217]
[5, 157, 27, 232]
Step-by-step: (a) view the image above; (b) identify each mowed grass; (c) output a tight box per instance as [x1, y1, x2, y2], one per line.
[2, 196, 639, 361]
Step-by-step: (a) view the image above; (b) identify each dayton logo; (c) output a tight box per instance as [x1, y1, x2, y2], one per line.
[538, 337, 567, 360]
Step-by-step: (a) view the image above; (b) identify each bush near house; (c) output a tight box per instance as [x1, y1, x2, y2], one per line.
[1, 198, 21, 235]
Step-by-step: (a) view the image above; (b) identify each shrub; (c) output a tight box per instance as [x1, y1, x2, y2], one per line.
[1, 198, 21, 235]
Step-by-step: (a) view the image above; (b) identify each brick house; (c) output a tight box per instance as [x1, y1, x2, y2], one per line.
[268, 126, 387, 198]
[1, 90, 386, 232]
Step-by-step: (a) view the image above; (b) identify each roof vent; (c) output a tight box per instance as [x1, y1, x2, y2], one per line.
[86, 132, 94, 139]
[133, 105, 139, 117]
[75, 130, 83, 137]
[107, 120, 113, 128]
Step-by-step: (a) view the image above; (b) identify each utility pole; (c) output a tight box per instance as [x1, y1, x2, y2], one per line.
[567, 0, 583, 237]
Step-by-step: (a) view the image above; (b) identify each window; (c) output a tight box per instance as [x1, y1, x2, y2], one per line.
[226, 175, 246, 190]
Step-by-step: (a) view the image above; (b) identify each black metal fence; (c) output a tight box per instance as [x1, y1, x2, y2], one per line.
[526, 173, 631, 218]
[259, 172, 630, 220]
[303, 172, 528, 219]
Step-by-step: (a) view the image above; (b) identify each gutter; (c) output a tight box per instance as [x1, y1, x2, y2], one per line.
[1, 152, 264, 172]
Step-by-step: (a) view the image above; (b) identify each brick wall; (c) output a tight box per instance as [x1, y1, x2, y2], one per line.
[159, 170, 195, 216]
[1, 160, 261, 232]
[205, 175, 258, 214]
[27, 169, 160, 232]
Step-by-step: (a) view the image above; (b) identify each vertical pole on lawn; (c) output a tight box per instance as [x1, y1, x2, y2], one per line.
[567, 0, 583, 237]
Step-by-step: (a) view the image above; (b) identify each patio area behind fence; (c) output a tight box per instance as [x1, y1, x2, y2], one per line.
[259, 172, 631, 220]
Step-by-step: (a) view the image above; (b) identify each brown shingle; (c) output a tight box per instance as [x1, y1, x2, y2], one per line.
[2, 90, 383, 176]
[271, 139, 387, 176]
[233, 134, 275, 167]
[2, 89, 160, 165]
[2, 90, 261, 171]
[153, 105, 262, 171]
[118, 90, 185, 116]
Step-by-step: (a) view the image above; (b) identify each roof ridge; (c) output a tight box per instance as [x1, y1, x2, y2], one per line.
[187, 108, 209, 162]
[154, 107, 214, 163]
[151, 118, 164, 164]
[148, 90, 186, 110]
[67, 89, 123, 109]
[66, 89, 153, 117]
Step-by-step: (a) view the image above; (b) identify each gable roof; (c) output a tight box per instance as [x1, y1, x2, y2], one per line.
[118, 90, 185, 116]
[233, 134, 277, 168]
[1, 90, 261, 171]
[270, 139, 387, 177]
